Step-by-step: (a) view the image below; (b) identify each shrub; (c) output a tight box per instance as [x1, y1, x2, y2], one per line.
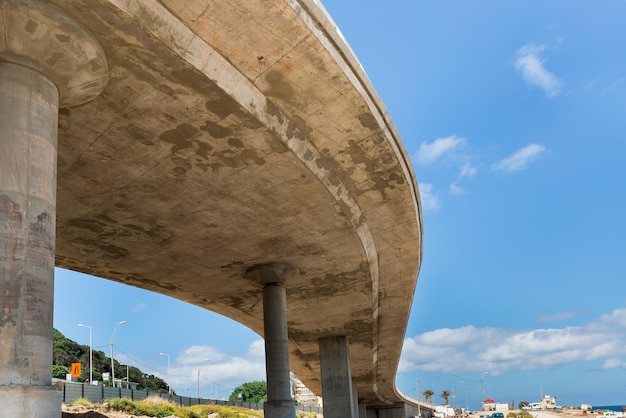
[103, 397, 263, 418]
[72, 398, 92, 407]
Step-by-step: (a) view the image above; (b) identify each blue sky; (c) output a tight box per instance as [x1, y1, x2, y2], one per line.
[54, 0, 626, 409]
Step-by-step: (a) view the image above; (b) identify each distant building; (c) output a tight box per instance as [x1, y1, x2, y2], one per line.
[540, 395, 556, 410]
[290, 372, 322, 407]
[482, 401, 510, 411]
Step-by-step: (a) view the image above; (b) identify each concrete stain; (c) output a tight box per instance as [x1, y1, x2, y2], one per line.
[193, 140, 213, 159]
[265, 70, 294, 101]
[286, 120, 304, 141]
[88, 58, 104, 72]
[55, 33, 71, 43]
[357, 112, 378, 131]
[292, 115, 313, 137]
[170, 68, 214, 97]
[265, 99, 284, 124]
[219, 261, 245, 269]
[30, 211, 54, 251]
[215, 148, 265, 168]
[204, 90, 241, 119]
[160, 123, 199, 153]
[68, 218, 106, 234]
[345, 140, 405, 199]
[200, 120, 231, 138]
[156, 84, 175, 97]
[239, 149, 265, 166]
[24, 19, 38, 34]
[227, 137, 244, 148]
[315, 156, 331, 171]
[70, 237, 129, 259]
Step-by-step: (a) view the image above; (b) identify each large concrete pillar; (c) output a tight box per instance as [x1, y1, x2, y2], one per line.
[245, 263, 298, 418]
[319, 335, 357, 418]
[0, 1, 108, 416]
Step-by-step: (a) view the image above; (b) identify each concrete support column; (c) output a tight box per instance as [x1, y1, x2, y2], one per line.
[319, 335, 357, 418]
[0, 1, 108, 416]
[245, 263, 298, 418]
[353, 380, 367, 418]
[357, 400, 367, 418]
[0, 61, 60, 416]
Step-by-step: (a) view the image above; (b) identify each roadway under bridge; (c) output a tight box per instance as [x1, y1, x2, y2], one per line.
[0, 0, 425, 417]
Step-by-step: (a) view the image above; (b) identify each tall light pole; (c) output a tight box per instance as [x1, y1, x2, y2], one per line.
[109, 320, 126, 387]
[160, 352, 171, 395]
[197, 359, 210, 398]
[78, 324, 92, 384]
[126, 361, 135, 388]
[481, 371, 488, 401]
[416, 378, 421, 418]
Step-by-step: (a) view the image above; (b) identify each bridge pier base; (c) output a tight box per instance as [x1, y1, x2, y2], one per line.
[319, 335, 358, 418]
[246, 263, 298, 418]
[0, 1, 108, 416]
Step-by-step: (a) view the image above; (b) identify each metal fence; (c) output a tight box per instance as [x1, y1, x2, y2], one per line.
[61, 381, 323, 414]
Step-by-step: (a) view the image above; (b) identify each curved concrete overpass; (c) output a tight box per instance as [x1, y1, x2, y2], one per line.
[0, 0, 422, 415]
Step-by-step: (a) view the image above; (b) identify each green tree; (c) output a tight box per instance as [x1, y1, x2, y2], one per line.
[423, 389, 435, 403]
[519, 401, 530, 410]
[440, 390, 451, 405]
[52, 364, 70, 379]
[228, 381, 267, 403]
[53, 329, 86, 368]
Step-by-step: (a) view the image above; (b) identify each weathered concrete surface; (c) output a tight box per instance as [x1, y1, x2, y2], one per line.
[1, 2, 109, 415]
[10, 0, 421, 406]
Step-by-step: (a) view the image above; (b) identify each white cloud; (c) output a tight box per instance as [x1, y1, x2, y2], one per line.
[459, 162, 477, 178]
[419, 183, 440, 211]
[399, 308, 626, 376]
[449, 183, 464, 195]
[133, 303, 148, 312]
[414, 135, 465, 165]
[247, 339, 265, 358]
[601, 358, 623, 369]
[515, 43, 563, 98]
[493, 144, 548, 173]
[176, 345, 226, 365]
[159, 340, 267, 396]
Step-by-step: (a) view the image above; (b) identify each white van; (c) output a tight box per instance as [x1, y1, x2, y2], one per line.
[523, 403, 540, 411]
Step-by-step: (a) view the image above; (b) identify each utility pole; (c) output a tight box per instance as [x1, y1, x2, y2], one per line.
[416, 378, 421, 418]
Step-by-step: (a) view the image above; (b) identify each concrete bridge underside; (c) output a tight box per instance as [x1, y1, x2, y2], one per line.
[0, 0, 423, 415]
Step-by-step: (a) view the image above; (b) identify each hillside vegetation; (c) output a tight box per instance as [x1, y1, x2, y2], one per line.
[53, 328, 169, 392]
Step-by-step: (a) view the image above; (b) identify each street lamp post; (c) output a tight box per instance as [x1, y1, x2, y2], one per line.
[78, 324, 92, 384]
[109, 320, 127, 387]
[160, 352, 171, 395]
[481, 371, 488, 401]
[197, 359, 210, 398]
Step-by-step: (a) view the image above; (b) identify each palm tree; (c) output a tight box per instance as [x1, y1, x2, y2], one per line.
[441, 390, 451, 405]
[422, 389, 435, 403]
